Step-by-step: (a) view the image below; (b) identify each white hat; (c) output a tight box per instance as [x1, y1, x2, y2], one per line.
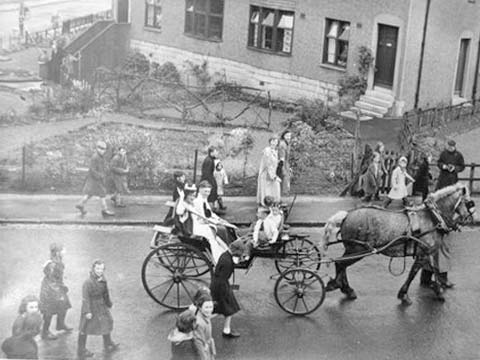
[398, 156, 408, 164]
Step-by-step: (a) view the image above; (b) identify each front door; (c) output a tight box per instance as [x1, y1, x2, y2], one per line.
[117, 0, 129, 23]
[374, 24, 398, 89]
[454, 39, 470, 96]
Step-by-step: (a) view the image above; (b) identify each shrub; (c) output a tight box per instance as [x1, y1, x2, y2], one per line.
[152, 61, 182, 84]
[286, 98, 333, 132]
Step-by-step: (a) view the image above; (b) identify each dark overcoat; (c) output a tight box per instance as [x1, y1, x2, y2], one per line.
[2, 314, 42, 359]
[109, 153, 129, 193]
[362, 162, 383, 196]
[83, 152, 107, 197]
[413, 159, 431, 199]
[39, 260, 71, 315]
[436, 149, 465, 190]
[210, 251, 240, 317]
[200, 155, 217, 203]
[78, 273, 114, 335]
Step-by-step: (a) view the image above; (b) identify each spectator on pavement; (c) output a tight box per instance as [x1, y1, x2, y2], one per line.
[383, 156, 414, 208]
[77, 259, 119, 359]
[1, 295, 43, 359]
[257, 137, 281, 206]
[39, 243, 72, 341]
[192, 291, 216, 360]
[374, 142, 388, 200]
[277, 130, 292, 197]
[412, 153, 432, 201]
[361, 152, 384, 202]
[213, 160, 228, 212]
[168, 309, 199, 360]
[76, 141, 114, 217]
[200, 146, 219, 210]
[109, 146, 130, 208]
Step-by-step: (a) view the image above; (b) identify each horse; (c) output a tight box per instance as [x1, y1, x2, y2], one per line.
[321, 182, 475, 305]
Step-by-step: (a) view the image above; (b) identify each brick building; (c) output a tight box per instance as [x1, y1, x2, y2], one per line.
[116, 0, 480, 116]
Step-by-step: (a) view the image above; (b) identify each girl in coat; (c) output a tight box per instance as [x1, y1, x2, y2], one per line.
[257, 138, 281, 206]
[213, 161, 229, 211]
[210, 240, 247, 339]
[109, 146, 130, 208]
[384, 156, 415, 208]
[77, 259, 119, 358]
[193, 292, 216, 360]
[168, 309, 199, 360]
[2, 295, 43, 359]
[361, 152, 384, 202]
[39, 243, 72, 341]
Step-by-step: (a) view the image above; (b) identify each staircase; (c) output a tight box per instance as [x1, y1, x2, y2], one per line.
[353, 87, 395, 118]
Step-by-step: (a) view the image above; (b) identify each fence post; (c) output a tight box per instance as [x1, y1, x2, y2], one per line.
[469, 163, 475, 195]
[22, 145, 26, 188]
[267, 91, 272, 129]
[193, 149, 198, 184]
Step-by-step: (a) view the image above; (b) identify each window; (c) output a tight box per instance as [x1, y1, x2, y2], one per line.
[248, 6, 294, 55]
[145, 0, 162, 29]
[185, 0, 224, 41]
[323, 19, 350, 67]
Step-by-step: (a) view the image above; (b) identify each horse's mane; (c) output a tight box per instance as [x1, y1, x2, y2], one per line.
[428, 183, 466, 202]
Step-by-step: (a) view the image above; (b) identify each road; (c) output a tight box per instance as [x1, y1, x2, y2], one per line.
[0, 0, 111, 34]
[0, 225, 479, 360]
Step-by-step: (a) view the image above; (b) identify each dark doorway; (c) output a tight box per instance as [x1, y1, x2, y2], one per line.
[454, 39, 470, 96]
[374, 24, 399, 89]
[117, 0, 129, 23]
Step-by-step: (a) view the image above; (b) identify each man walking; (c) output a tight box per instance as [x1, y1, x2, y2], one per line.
[76, 141, 114, 217]
[200, 146, 219, 210]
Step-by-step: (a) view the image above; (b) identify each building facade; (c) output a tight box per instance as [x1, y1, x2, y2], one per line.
[123, 0, 480, 116]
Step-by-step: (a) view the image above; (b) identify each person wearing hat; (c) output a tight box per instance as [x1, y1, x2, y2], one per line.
[383, 156, 415, 208]
[436, 139, 465, 190]
[76, 141, 115, 217]
[200, 146, 219, 210]
[210, 240, 246, 339]
[163, 171, 186, 225]
[168, 309, 199, 360]
[39, 243, 72, 341]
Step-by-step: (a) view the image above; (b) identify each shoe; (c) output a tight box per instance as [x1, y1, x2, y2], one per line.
[222, 330, 240, 338]
[78, 349, 94, 358]
[42, 332, 58, 340]
[104, 343, 120, 353]
[440, 280, 454, 289]
[57, 325, 73, 332]
[75, 204, 87, 215]
[101, 209, 115, 216]
[115, 203, 126, 208]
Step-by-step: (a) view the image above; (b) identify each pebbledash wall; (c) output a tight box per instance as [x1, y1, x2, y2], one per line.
[128, 0, 480, 113]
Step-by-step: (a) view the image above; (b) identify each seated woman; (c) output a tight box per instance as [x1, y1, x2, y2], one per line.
[175, 183, 229, 264]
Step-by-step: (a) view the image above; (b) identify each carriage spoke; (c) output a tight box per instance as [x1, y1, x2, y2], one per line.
[160, 281, 176, 304]
[148, 279, 172, 292]
[180, 279, 194, 303]
[301, 297, 310, 313]
[176, 283, 180, 308]
[292, 296, 299, 313]
[280, 292, 298, 307]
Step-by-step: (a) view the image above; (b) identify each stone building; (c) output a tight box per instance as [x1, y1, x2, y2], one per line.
[114, 0, 480, 116]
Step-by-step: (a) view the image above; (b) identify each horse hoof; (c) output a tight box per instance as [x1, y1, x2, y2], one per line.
[325, 280, 339, 292]
[345, 289, 357, 300]
[399, 295, 412, 306]
[435, 294, 446, 302]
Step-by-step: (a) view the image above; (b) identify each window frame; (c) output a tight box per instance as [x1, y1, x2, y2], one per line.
[184, 0, 224, 42]
[144, 0, 163, 30]
[322, 18, 350, 68]
[247, 5, 295, 56]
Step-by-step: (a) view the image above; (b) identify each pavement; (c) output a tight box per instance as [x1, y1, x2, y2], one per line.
[0, 193, 479, 227]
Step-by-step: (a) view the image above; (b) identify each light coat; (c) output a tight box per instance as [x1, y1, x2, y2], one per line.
[257, 147, 281, 205]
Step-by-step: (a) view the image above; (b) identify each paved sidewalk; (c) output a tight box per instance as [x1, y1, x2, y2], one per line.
[0, 194, 479, 227]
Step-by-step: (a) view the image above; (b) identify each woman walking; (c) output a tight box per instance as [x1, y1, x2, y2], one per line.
[77, 259, 119, 359]
[257, 137, 281, 206]
[39, 243, 72, 341]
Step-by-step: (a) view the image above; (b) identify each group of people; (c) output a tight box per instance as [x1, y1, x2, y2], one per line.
[1, 245, 118, 359]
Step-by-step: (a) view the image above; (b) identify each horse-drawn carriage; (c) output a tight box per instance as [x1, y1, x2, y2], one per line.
[141, 183, 475, 316]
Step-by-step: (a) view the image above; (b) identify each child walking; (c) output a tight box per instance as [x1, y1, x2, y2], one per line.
[384, 156, 415, 208]
[213, 161, 228, 211]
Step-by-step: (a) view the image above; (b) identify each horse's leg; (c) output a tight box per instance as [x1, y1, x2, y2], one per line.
[325, 262, 343, 292]
[338, 257, 362, 300]
[397, 258, 423, 306]
[430, 263, 445, 302]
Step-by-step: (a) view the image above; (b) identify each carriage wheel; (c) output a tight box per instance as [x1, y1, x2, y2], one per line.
[274, 237, 321, 276]
[274, 268, 325, 316]
[141, 243, 213, 310]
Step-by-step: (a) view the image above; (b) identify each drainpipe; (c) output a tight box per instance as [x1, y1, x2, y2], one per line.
[472, 35, 480, 101]
[414, 0, 432, 109]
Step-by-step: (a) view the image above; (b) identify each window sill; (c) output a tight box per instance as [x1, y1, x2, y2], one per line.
[319, 63, 347, 72]
[144, 26, 162, 33]
[184, 32, 223, 43]
[246, 46, 292, 57]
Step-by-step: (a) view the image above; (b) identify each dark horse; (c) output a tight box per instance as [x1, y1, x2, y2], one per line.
[321, 183, 475, 305]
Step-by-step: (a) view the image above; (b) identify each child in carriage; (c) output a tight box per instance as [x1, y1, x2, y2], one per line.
[163, 171, 186, 225]
[251, 196, 285, 248]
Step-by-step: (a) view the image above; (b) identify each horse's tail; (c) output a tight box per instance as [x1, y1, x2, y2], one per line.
[320, 210, 348, 255]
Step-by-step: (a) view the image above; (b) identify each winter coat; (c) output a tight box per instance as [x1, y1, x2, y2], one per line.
[39, 260, 71, 316]
[193, 311, 216, 360]
[362, 162, 384, 196]
[109, 153, 129, 194]
[412, 159, 431, 200]
[277, 139, 291, 195]
[168, 329, 199, 360]
[200, 155, 217, 203]
[82, 152, 107, 197]
[210, 251, 240, 317]
[436, 149, 465, 190]
[2, 314, 42, 359]
[388, 166, 412, 200]
[257, 147, 281, 205]
[79, 273, 114, 335]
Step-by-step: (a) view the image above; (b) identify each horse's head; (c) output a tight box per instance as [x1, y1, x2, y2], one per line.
[427, 183, 475, 229]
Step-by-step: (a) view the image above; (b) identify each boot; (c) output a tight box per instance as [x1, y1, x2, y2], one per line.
[41, 315, 58, 340]
[75, 204, 87, 216]
[101, 209, 115, 216]
[438, 272, 454, 289]
[77, 334, 93, 358]
[56, 311, 73, 332]
[103, 334, 120, 353]
[419, 269, 433, 287]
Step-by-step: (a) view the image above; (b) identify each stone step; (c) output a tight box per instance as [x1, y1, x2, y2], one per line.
[354, 101, 389, 115]
[365, 89, 394, 102]
[359, 95, 392, 108]
[351, 106, 384, 119]
[339, 110, 373, 121]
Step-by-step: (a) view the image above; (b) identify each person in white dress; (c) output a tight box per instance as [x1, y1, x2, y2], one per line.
[257, 137, 281, 206]
[384, 156, 415, 208]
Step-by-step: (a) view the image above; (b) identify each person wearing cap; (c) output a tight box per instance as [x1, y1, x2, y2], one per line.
[200, 146, 219, 210]
[210, 240, 247, 339]
[383, 156, 414, 208]
[164, 171, 186, 225]
[39, 243, 72, 341]
[76, 141, 114, 217]
[436, 139, 465, 190]
[168, 309, 199, 360]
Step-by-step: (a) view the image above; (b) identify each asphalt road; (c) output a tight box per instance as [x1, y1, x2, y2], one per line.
[0, 225, 479, 360]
